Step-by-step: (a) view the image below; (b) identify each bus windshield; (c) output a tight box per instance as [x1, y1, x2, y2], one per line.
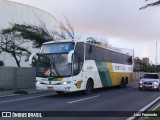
[37, 54, 72, 77]
[41, 42, 74, 54]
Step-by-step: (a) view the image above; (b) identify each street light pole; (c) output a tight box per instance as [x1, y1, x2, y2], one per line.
[155, 41, 157, 66]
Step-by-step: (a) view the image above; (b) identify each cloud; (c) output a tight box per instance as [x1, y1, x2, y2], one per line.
[9, 0, 160, 63]
[10, 0, 160, 42]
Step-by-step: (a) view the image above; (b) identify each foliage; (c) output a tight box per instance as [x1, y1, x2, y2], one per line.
[52, 16, 75, 40]
[140, 0, 160, 10]
[0, 30, 31, 67]
[134, 57, 160, 72]
[87, 37, 102, 45]
[0, 17, 75, 67]
[145, 107, 160, 120]
[2, 23, 54, 48]
[0, 60, 4, 66]
[87, 37, 109, 46]
[13, 90, 28, 94]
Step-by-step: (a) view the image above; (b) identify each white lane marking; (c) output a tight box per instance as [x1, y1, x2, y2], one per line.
[0, 91, 45, 98]
[126, 96, 160, 120]
[68, 95, 100, 104]
[0, 93, 55, 104]
[0, 94, 21, 98]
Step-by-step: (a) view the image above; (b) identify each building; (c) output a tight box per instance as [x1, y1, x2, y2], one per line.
[134, 58, 142, 69]
[134, 57, 150, 70]
[0, 0, 56, 67]
[142, 57, 149, 66]
[0, 0, 56, 31]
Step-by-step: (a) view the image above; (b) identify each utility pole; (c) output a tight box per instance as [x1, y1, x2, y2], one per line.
[155, 41, 157, 66]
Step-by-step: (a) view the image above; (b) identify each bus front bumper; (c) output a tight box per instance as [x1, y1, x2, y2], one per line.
[36, 83, 72, 92]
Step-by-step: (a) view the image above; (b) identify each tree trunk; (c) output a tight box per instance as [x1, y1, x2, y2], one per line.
[12, 53, 21, 67]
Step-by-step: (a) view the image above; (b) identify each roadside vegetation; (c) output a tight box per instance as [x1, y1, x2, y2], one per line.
[145, 107, 160, 120]
[134, 64, 160, 72]
[13, 90, 28, 95]
[134, 57, 160, 72]
[0, 60, 4, 66]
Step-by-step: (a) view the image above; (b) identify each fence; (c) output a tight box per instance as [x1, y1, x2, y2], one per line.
[0, 67, 36, 90]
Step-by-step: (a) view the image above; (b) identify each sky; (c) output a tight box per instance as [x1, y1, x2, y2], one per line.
[10, 0, 160, 64]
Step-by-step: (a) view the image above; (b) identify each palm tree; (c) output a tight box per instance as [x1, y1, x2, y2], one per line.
[140, 0, 160, 10]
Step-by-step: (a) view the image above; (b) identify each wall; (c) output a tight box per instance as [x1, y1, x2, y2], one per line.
[0, 67, 36, 90]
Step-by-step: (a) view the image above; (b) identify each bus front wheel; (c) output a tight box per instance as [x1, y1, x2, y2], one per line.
[83, 79, 93, 95]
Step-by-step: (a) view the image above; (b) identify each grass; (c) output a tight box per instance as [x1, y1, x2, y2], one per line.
[13, 90, 28, 95]
[145, 107, 160, 120]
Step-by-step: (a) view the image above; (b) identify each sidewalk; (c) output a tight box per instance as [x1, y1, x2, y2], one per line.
[0, 88, 43, 98]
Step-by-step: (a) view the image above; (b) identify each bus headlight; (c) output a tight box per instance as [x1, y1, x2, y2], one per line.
[60, 81, 71, 85]
[36, 81, 42, 84]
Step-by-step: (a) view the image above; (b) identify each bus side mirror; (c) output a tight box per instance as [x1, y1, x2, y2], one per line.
[29, 53, 39, 65]
[68, 50, 74, 63]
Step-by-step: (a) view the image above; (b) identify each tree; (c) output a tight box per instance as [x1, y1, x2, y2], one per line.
[140, 0, 160, 10]
[0, 23, 57, 67]
[3, 23, 54, 48]
[0, 30, 31, 67]
[0, 17, 75, 67]
[52, 16, 75, 40]
[87, 37, 102, 45]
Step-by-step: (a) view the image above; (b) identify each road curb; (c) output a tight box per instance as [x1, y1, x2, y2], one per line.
[0, 91, 44, 98]
[127, 96, 160, 120]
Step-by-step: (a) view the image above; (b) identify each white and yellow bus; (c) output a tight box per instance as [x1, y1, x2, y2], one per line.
[30, 40, 133, 94]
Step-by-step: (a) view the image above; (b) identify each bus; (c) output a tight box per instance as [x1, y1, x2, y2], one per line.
[29, 40, 133, 94]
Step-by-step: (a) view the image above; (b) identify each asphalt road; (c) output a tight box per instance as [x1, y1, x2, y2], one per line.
[0, 81, 160, 120]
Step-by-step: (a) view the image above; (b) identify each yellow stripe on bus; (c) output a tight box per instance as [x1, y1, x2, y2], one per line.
[106, 62, 132, 86]
[57, 78, 63, 81]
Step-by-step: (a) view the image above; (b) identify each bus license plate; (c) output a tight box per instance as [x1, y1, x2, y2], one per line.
[47, 87, 54, 91]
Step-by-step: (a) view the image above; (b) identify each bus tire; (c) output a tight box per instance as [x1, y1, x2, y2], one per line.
[121, 77, 126, 88]
[83, 79, 93, 95]
[125, 77, 128, 84]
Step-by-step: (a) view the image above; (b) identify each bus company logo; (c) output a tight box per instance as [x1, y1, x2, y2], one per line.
[75, 80, 83, 89]
[2, 112, 11, 117]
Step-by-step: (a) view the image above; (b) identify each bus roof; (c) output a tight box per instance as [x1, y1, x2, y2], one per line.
[43, 39, 132, 56]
